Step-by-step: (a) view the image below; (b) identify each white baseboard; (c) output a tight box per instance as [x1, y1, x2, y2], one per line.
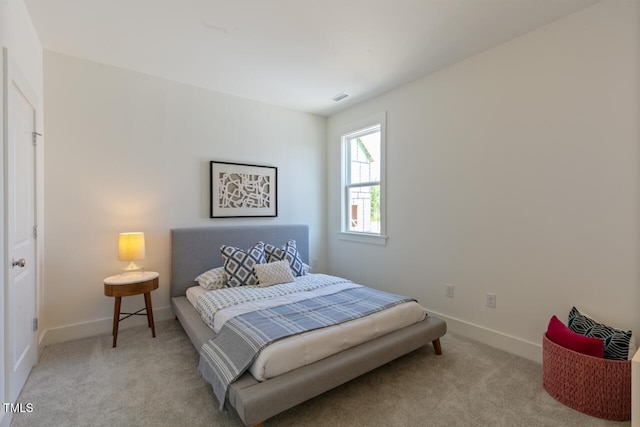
[40, 305, 175, 347]
[427, 310, 542, 364]
[39, 305, 542, 362]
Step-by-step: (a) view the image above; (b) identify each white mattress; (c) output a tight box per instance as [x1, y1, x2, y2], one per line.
[186, 285, 206, 308]
[186, 284, 426, 381]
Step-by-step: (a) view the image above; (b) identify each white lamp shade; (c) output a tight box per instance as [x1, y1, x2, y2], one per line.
[118, 232, 146, 261]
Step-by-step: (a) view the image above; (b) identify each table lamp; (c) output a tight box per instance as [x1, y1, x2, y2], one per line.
[118, 232, 145, 272]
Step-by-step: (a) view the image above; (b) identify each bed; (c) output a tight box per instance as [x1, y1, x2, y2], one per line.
[170, 224, 447, 426]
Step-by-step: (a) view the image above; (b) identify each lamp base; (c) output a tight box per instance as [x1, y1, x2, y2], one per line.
[122, 261, 143, 273]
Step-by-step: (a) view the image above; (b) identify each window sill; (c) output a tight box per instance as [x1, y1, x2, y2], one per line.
[337, 232, 387, 246]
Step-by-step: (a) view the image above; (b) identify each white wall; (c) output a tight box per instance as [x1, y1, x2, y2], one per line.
[1, 1, 43, 424]
[327, 0, 640, 362]
[42, 51, 327, 344]
[0, 2, 5, 425]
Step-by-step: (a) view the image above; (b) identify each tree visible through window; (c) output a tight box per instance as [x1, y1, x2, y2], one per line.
[343, 125, 381, 234]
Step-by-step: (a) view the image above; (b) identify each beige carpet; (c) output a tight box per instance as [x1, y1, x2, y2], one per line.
[11, 320, 629, 427]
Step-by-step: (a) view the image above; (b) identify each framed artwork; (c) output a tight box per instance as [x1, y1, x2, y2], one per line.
[210, 161, 278, 218]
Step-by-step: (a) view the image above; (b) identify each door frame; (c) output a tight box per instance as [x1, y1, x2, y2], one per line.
[3, 47, 41, 420]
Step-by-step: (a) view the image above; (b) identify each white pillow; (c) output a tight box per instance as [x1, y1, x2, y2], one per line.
[195, 267, 227, 290]
[254, 260, 295, 287]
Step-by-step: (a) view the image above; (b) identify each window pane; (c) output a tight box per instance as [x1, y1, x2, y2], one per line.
[348, 130, 380, 184]
[347, 185, 381, 233]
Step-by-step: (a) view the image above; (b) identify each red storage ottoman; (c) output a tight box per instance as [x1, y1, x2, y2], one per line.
[542, 334, 631, 421]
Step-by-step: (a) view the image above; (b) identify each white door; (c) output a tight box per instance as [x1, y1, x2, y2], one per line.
[4, 49, 38, 403]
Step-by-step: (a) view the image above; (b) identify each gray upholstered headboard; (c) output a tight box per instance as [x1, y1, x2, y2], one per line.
[170, 224, 309, 298]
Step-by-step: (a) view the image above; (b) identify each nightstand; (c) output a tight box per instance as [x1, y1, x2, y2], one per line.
[104, 271, 159, 347]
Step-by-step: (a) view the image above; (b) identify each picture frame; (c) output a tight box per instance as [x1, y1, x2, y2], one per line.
[210, 161, 278, 218]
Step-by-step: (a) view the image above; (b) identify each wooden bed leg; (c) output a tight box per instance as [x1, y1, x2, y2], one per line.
[252, 423, 264, 427]
[432, 338, 443, 355]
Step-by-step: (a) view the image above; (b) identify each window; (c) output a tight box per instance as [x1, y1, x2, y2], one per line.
[340, 112, 386, 245]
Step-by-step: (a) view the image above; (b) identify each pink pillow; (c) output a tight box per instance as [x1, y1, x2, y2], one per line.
[546, 315, 604, 358]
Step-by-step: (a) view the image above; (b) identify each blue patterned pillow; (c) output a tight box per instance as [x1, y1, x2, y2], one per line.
[568, 307, 632, 360]
[220, 242, 266, 287]
[264, 240, 305, 277]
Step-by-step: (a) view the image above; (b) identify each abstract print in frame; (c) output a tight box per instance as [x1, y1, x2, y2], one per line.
[210, 161, 278, 218]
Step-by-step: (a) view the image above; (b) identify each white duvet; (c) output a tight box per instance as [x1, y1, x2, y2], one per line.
[186, 276, 426, 381]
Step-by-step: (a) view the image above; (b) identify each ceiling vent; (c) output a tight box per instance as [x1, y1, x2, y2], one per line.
[331, 92, 349, 102]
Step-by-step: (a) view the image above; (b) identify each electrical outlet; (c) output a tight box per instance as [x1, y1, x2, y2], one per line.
[445, 284, 454, 298]
[486, 293, 496, 308]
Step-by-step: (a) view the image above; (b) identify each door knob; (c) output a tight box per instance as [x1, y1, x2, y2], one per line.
[11, 258, 26, 268]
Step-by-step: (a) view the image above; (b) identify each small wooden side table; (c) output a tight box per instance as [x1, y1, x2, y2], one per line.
[104, 271, 159, 348]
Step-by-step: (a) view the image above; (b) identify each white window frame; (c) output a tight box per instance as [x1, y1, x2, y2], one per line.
[338, 111, 387, 245]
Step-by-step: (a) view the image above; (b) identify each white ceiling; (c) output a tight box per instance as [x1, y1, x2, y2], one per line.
[25, 0, 600, 116]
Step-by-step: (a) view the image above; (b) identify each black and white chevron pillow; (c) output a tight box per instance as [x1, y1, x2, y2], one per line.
[220, 242, 266, 287]
[567, 307, 632, 361]
[264, 239, 305, 277]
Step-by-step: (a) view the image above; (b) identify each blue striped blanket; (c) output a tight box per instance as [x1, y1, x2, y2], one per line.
[199, 286, 415, 409]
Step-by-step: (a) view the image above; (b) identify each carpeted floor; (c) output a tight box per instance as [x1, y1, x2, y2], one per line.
[11, 320, 630, 427]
